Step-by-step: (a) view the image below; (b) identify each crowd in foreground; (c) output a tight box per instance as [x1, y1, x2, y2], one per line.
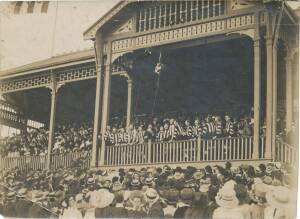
[1, 111, 257, 157]
[0, 161, 296, 219]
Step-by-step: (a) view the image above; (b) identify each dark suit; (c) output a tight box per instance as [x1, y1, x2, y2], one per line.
[95, 206, 128, 218]
[28, 202, 51, 218]
[3, 201, 16, 218]
[15, 198, 32, 218]
[147, 201, 164, 219]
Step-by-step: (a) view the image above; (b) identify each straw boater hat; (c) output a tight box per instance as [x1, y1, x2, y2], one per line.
[145, 188, 159, 202]
[266, 186, 291, 209]
[7, 191, 16, 200]
[215, 187, 239, 209]
[17, 188, 28, 198]
[251, 183, 269, 203]
[87, 178, 95, 185]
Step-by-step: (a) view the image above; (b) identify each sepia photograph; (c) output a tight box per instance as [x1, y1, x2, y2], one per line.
[0, 0, 299, 218]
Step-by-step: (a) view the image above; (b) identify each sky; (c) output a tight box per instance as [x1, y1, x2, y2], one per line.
[0, 1, 119, 71]
[0, 1, 299, 71]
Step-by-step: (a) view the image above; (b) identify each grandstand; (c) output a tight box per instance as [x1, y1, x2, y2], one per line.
[0, 0, 298, 173]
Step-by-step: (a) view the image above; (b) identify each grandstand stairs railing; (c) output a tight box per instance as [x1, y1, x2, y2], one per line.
[0, 136, 297, 171]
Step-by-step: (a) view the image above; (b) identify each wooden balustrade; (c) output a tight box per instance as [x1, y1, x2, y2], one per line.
[275, 140, 297, 166]
[104, 136, 265, 166]
[0, 151, 91, 171]
[0, 136, 270, 170]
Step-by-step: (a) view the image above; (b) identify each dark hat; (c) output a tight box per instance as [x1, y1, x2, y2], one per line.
[161, 188, 179, 205]
[174, 167, 182, 173]
[180, 188, 194, 204]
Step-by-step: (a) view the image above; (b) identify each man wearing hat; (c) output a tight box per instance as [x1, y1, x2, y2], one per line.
[174, 188, 194, 218]
[15, 188, 32, 218]
[3, 191, 16, 218]
[28, 192, 51, 218]
[212, 187, 243, 219]
[145, 188, 164, 218]
[160, 188, 179, 218]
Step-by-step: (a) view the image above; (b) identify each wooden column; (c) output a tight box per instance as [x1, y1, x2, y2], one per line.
[253, 37, 261, 159]
[271, 43, 278, 154]
[265, 36, 273, 160]
[126, 78, 133, 127]
[91, 33, 104, 168]
[285, 56, 293, 132]
[99, 43, 112, 165]
[46, 73, 58, 170]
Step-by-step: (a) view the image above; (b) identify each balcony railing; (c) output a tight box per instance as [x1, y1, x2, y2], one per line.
[274, 140, 297, 167]
[105, 136, 265, 166]
[0, 136, 296, 171]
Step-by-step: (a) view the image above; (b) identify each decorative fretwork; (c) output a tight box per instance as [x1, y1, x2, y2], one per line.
[113, 14, 255, 53]
[137, 1, 226, 32]
[111, 55, 133, 74]
[57, 64, 96, 83]
[113, 18, 134, 35]
[0, 74, 51, 94]
[231, 0, 256, 10]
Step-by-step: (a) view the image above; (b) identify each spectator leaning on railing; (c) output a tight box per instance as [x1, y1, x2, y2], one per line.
[0, 111, 257, 157]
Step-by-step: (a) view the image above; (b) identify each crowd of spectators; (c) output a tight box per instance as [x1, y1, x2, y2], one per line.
[0, 161, 295, 218]
[0, 122, 93, 157]
[1, 108, 286, 158]
[104, 112, 255, 146]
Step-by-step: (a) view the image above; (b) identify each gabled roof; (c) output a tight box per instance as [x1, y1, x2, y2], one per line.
[0, 49, 95, 80]
[83, 0, 132, 40]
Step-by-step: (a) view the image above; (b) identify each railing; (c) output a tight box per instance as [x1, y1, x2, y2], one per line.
[275, 140, 297, 167]
[0, 136, 269, 170]
[0, 151, 91, 171]
[105, 136, 266, 166]
[0, 155, 47, 171]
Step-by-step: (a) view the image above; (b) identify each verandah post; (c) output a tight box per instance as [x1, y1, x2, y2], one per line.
[253, 12, 261, 160]
[91, 32, 104, 168]
[99, 42, 112, 166]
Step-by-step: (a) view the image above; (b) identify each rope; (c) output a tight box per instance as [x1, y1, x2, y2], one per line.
[151, 51, 163, 116]
[151, 76, 160, 116]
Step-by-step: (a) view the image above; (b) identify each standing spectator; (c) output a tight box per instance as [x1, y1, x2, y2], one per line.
[145, 188, 164, 218]
[61, 196, 83, 219]
[264, 186, 293, 219]
[212, 187, 243, 219]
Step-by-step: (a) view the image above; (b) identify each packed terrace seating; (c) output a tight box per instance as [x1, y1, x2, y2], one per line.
[0, 110, 259, 157]
[0, 162, 295, 218]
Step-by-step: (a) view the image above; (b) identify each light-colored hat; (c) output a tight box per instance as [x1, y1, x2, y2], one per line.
[87, 178, 95, 185]
[215, 187, 239, 209]
[17, 188, 28, 197]
[252, 183, 268, 200]
[266, 186, 291, 209]
[94, 189, 115, 208]
[145, 188, 159, 200]
[223, 180, 237, 189]
[263, 176, 273, 185]
[129, 190, 145, 203]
